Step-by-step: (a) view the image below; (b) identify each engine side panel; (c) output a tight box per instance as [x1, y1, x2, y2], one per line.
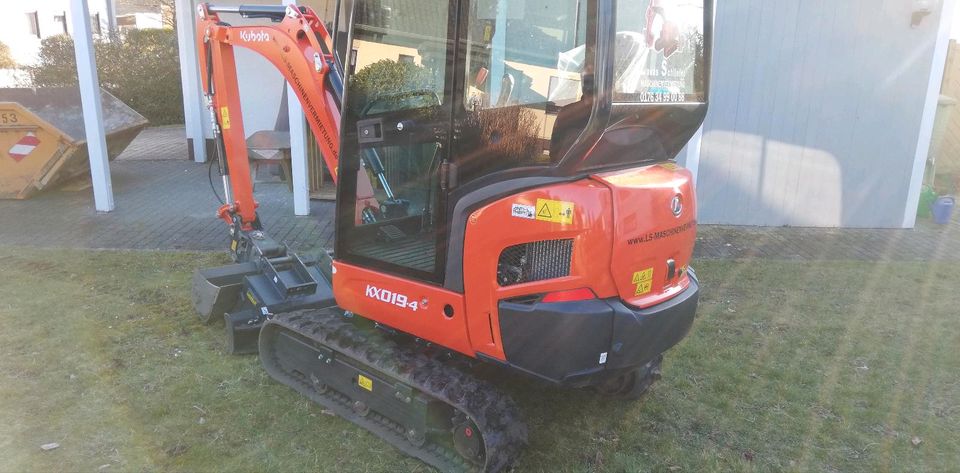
[594, 163, 698, 308]
[462, 179, 617, 361]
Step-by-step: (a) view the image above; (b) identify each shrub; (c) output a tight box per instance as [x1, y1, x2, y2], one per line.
[27, 30, 184, 125]
[348, 59, 434, 114]
[27, 36, 78, 85]
[457, 106, 543, 183]
[0, 41, 16, 69]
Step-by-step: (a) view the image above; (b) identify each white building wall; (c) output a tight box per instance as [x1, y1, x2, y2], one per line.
[0, 0, 113, 67]
[116, 13, 164, 30]
[698, 0, 950, 228]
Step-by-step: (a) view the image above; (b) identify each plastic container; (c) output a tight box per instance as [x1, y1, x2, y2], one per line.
[931, 196, 956, 225]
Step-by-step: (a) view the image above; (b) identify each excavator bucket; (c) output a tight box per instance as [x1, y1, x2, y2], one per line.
[191, 262, 261, 324]
[0, 87, 147, 199]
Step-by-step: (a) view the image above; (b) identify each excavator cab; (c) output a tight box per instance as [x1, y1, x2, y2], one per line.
[337, 0, 710, 284]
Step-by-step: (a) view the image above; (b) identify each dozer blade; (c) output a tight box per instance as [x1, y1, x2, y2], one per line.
[224, 309, 266, 355]
[259, 309, 528, 472]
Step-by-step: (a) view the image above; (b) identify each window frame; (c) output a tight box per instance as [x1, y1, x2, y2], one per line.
[26, 11, 40, 38]
[54, 12, 69, 35]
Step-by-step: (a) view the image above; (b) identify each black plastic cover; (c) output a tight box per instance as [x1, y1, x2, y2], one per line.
[497, 273, 699, 386]
[498, 299, 613, 384]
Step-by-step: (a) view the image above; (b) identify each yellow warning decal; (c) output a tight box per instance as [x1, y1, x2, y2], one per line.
[632, 268, 654, 296]
[357, 374, 373, 392]
[230, 239, 238, 252]
[535, 198, 575, 224]
[220, 107, 231, 130]
[246, 291, 258, 306]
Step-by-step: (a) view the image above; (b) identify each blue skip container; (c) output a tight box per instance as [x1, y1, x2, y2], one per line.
[931, 196, 956, 225]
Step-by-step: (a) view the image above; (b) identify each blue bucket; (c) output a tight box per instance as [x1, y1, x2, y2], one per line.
[931, 196, 956, 225]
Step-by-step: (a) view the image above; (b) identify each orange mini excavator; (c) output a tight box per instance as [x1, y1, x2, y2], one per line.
[190, 1, 713, 470]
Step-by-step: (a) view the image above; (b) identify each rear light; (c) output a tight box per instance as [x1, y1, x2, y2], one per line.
[541, 288, 596, 303]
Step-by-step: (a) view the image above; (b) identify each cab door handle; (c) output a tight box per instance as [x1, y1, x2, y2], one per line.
[357, 118, 383, 144]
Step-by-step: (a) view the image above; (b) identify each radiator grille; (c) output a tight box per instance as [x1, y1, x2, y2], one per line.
[497, 239, 574, 287]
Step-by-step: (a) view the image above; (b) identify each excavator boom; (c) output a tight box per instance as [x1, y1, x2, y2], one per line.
[197, 4, 341, 228]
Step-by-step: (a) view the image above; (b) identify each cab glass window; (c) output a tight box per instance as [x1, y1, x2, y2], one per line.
[348, 0, 450, 115]
[341, 0, 453, 278]
[614, 0, 706, 103]
[457, 0, 592, 184]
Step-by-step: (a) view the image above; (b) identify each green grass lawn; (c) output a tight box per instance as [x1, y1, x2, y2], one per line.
[0, 247, 958, 472]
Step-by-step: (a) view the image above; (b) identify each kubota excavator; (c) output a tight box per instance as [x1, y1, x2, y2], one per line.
[190, 1, 712, 471]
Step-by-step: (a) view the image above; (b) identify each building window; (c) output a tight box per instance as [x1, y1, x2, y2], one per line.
[91, 13, 102, 35]
[398, 54, 415, 65]
[54, 12, 68, 34]
[26, 11, 40, 38]
[116, 14, 136, 31]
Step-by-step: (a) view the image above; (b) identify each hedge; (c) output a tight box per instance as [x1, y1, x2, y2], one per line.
[27, 29, 184, 125]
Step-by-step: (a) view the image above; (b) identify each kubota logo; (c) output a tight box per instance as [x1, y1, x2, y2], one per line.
[365, 285, 420, 312]
[670, 194, 683, 217]
[240, 30, 270, 42]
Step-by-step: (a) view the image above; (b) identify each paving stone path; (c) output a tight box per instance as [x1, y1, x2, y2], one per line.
[0, 159, 334, 252]
[695, 222, 959, 261]
[116, 125, 189, 161]
[1, 127, 957, 261]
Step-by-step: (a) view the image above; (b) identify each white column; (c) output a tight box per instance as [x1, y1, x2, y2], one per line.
[489, 0, 508, 100]
[283, 0, 311, 216]
[70, 0, 114, 212]
[904, 0, 958, 228]
[105, 0, 117, 33]
[175, 0, 208, 163]
[683, 125, 704, 186]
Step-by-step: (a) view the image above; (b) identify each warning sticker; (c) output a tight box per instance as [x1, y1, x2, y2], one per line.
[511, 203, 536, 220]
[658, 162, 679, 171]
[535, 198, 575, 224]
[220, 107, 231, 130]
[357, 374, 373, 392]
[8, 132, 39, 163]
[632, 268, 654, 297]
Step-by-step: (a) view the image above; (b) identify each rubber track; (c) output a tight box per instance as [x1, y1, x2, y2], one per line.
[259, 309, 528, 472]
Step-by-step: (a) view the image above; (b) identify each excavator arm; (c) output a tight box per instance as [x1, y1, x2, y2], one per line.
[196, 4, 342, 228]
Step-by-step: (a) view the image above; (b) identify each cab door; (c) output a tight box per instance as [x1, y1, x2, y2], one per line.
[336, 0, 458, 283]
